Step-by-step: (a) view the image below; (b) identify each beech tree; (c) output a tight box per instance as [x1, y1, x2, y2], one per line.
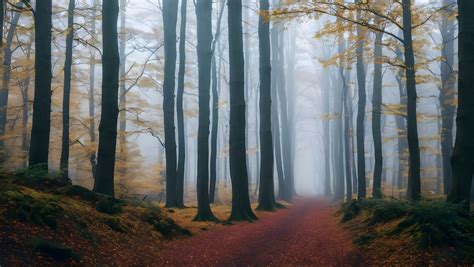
[93, 0, 120, 196]
[162, 0, 179, 207]
[228, 0, 257, 221]
[447, 0, 474, 209]
[257, 0, 278, 211]
[60, 0, 76, 178]
[29, 0, 52, 169]
[195, 0, 216, 221]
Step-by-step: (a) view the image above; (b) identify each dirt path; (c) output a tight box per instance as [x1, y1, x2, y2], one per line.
[155, 198, 364, 266]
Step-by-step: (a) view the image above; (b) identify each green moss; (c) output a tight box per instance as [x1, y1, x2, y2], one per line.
[30, 237, 79, 261]
[95, 198, 124, 215]
[57, 185, 99, 202]
[353, 233, 376, 246]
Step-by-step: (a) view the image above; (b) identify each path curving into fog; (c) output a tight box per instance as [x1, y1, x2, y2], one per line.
[155, 199, 364, 266]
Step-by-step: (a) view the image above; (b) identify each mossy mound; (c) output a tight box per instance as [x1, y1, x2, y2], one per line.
[341, 199, 474, 251]
[2, 190, 64, 229]
[141, 207, 191, 239]
[30, 237, 79, 261]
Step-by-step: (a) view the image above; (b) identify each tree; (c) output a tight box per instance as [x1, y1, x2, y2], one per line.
[93, 0, 120, 196]
[228, 0, 257, 221]
[60, 0, 76, 178]
[372, 29, 384, 198]
[447, 0, 474, 209]
[402, 0, 421, 201]
[439, 0, 456, 195]
[88, 0, 99, 179]
[209, 0, 226, 204]
[270, 21, 285, 200]
[162, 0, 179, 207]
[194, 0, 217, 221]
[355, 4, 367, 200]
[0, 3, 22, 161]
[29, 0, 52, 169]
[176, 0, 188, 208]
[257, 0, 278, 211]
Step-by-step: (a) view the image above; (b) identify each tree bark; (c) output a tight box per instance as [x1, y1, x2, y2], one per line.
[176, 0, 187, 208]
[372, 30, 384, 198]
[93, 0, 120, 196]
[210, 0, 225, 204]
[118, 0, 127, 184]
[29, 0, 52, 170]
[60, 0, 76, 178]
[355, 4, 367, 200]
[402, 0, 421, 201]
[162, 0, 179, 207]
[89, 0, 98, 180]
[228, 0, 257, 221]
[257, 0, 278, 211]
[270, 22, 285, 200]
[0, 4, 22, 161]
[194, 0, 217, 221]
[439, 0, 456, 195]
[447, 0, 474, 209]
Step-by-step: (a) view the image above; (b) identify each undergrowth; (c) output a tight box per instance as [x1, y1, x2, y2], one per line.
[341, 198, 474, 252]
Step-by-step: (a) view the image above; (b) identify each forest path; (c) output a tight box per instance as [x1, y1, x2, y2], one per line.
[155, 198, 364, 266]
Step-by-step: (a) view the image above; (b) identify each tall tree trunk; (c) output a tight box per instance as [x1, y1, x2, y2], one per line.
[257, 0, 278, 211]
[29, 0, 52, 169]
[341, 51, 353, 201]
[21, 42, 33, 167]
[277, 33, 293, 202]
[228, 0, 257, 221]
[394, 47, 407, 191]
[93, 0, 120, 196]
[194, 0, 216, 221]
[89, 0, 98, 179]
[403, 0, 421, 201]
[176, 0, 187, 208]
[270, 22, 285, 200]
[335, 28, 345, 201]
[60, 0, 76, 178]
[209, 0, 225, 204]
[355, 3, 367, 199]
[0, 4, 22, 162]
[439, 0, 456, 195]
[162, 0, 179, 207]
[372, 30, 384, 198]
[447, 0, 474, 209]
[118, 0, 127, 185]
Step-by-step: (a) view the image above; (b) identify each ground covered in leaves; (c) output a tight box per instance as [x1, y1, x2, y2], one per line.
[0, 168, 191, 266]
[340, 198, 474, 265]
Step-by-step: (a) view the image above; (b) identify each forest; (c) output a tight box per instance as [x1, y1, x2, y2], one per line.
[1, 0, 474, 265]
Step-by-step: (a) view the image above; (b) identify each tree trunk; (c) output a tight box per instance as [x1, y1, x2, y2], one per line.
[162, 0, 179, 207]
[372, 30, 384, 198]
[228, 0, 257, 221]
[355, 4, 367, 200]
[93, 0, 120, 196]
[176, 0, 187, 208]
[439, 0, 456, 195]
[21, 42, 33, 167]
[257, 0, 278, 211]
[209, 0, 225, 204]
[60, 0, 76, 178]
[403, 0, 421, 201]
[447, 0, 474, 209]
[29, 0, 52, 170]
[0, 4, 22, 162]
[89, 0, 98, 180]
[270, 22, 285, 200]
[194, 0, 217, 221]
[118, 0, 127, 185]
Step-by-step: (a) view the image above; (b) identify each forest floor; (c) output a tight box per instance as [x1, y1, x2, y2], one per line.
[2, 170, 471, 266]
[155, 198, 365, 266]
